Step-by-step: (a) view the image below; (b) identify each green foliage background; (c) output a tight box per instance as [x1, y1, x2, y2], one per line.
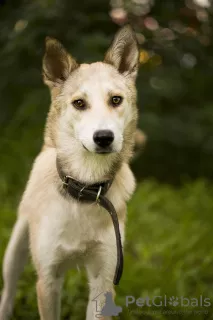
[0, 0, 213, 319]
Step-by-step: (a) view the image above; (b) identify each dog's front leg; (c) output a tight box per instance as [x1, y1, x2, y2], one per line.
[85, 220, 125, 320]
[86, 247, 115, 320]
[36, 274, 63, 320]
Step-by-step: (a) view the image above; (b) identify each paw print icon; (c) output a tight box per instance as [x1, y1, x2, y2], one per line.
[168, 296, 179, 307]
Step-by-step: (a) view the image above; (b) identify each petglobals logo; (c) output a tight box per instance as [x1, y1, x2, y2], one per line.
[126, 295, 211, 308]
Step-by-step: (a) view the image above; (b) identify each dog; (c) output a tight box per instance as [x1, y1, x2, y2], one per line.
[0, 25, 139, 320]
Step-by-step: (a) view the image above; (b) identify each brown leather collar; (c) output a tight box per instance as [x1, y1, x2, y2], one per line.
[56, 158, 113, 201]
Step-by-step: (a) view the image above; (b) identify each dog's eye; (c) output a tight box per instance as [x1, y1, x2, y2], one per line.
[111, 96, 123, 107]
[72, 99, 86, 110]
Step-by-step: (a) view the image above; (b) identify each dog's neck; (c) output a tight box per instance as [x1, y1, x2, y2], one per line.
[43, 138, 121, 185]
[56, 148, 121, 185]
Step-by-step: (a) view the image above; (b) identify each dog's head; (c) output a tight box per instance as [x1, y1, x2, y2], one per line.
[43, 26, 139, 180]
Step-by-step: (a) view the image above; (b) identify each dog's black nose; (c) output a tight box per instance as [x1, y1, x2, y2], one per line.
[93, 130, 114, 148]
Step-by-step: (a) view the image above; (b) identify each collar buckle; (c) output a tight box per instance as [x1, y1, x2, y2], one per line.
[78, 185, 86, 201]
[63, 175, 73, 186]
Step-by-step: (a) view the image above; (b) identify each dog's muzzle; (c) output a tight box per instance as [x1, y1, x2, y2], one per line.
[56, 158, 123, 286]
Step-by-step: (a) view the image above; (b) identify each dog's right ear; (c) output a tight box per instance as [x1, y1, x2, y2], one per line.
[43, 37, 78, 88]
[104, 25, 139, 81]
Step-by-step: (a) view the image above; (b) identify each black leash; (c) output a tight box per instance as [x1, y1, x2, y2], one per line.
[56, 160, 123, 285]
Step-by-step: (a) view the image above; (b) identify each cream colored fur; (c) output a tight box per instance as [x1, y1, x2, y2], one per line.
[0, 25, 139, 320]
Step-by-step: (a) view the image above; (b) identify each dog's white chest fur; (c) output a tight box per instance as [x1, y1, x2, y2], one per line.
[36, 195, 111, 269]
[20, 148, 135, 273]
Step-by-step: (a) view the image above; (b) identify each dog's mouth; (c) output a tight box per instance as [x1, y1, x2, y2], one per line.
[83, 144, 114, 154]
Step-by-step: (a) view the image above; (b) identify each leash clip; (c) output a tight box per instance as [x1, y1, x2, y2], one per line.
[96, 186, 102, 203]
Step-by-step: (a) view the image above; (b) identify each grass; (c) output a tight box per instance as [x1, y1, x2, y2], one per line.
[1, 178, 213, 319]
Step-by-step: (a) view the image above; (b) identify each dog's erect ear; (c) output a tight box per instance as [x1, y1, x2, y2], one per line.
[43, 37, 78, 87]
[104, 25, 139, 80]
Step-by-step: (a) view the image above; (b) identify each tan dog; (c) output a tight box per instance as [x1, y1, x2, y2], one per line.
[0, 25, 139, 320]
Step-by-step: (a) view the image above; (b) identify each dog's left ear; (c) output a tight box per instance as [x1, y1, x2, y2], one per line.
[104, 25, 139, 80]
[43, 37, 78, 88]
